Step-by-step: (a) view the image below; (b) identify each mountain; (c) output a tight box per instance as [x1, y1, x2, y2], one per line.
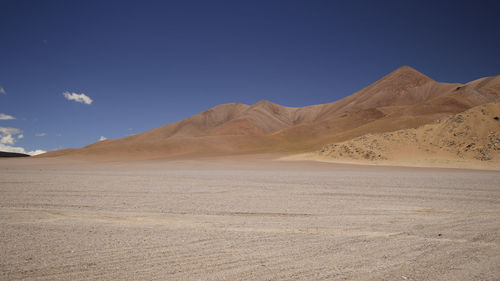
[40, 66, 500, 161]
[0, 151, 30, 158]
[317, 102, 500, 169]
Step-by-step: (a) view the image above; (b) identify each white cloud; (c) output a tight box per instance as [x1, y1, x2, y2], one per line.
[99, 136, 107, 141]
[0, 143, 46, 155]
[63, 91, 93, 105]
[0, 143, 27, 154]
[0, 127, 21, 144]
[0, 127, 21, 135]
[35, 132, 47, 137]
[0, 87, 5, 94]
[0, 113, 15, 120]
[28, 149, 47, 156]
[0, 127, 46, 155]
[1, 134, 15, 145]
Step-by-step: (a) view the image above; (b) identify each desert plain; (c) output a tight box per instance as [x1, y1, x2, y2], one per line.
[1, 156, 499, 280]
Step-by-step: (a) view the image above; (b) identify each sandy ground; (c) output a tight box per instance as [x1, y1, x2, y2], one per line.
[1, 157, 500, 280]
[281, 152, 500, 171]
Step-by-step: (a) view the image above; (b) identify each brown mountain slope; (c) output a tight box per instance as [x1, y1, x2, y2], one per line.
[263, 67, 498, 151]
[40, 66, 500, 160]
[316, 102, 500, 169]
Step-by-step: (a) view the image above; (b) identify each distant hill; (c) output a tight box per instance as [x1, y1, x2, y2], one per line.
[0, 151, 30, 158]
[40, 66, 500, 161]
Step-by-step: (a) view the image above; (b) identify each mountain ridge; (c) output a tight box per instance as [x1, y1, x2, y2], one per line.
[39, 66, 500, 161]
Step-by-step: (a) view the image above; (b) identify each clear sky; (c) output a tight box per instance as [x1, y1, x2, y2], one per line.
[1, 0, 499, 154]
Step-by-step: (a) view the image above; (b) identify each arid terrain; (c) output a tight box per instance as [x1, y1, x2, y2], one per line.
[2, 1, 499, 280]
[1, 157, 499, 280]
[2, 66, 499, 280]
[301, 102, 500, 170]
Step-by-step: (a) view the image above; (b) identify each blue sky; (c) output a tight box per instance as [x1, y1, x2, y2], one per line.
[1, 0, 499, 154]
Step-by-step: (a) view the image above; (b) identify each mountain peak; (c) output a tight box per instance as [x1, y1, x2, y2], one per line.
[253, 100, 278, 106]
[386, 65, 433, 82]
[396, 65, 418, 71]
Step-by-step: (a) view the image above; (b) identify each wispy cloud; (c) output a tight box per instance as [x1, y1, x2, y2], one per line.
[1, 134, 15, 145]
[28, 150, 46, 155]
[99, 136, 107, 141]
[0, 113, 15, 120]
[0, 127, 20, 145]
[0, 143, 46, 156]
[0, 143, 28, 154]
[63, 91, 93, 105]
[0, 126, 46, 155]
[35, 132, 47, 137]
[0, 87, 5, 95]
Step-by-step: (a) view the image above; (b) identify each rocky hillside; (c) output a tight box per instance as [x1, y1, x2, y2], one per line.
[319, 102, 500, 164]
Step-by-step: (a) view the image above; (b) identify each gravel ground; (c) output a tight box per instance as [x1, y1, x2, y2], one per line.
[1, 158, 499, 280]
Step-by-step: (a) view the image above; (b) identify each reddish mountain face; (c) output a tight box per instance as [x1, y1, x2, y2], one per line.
[40, 66, 500, 160]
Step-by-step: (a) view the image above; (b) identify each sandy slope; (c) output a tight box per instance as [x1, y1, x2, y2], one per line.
[1, 158, 500, 280]
[39, 66, 500, 161]
[310, 102, 500, 170]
